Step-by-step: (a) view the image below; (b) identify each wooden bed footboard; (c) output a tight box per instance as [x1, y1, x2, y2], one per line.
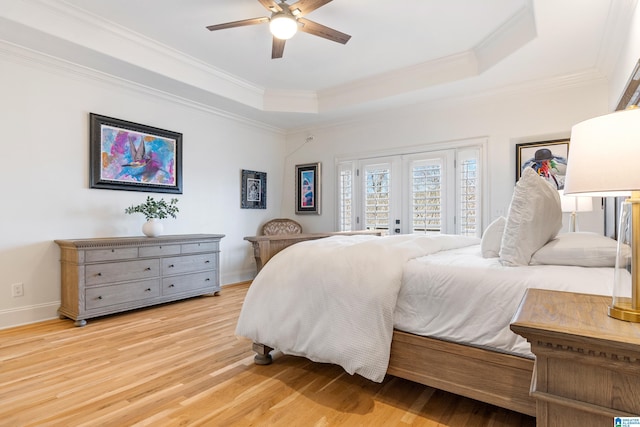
[251, 331, 536, 417]
[387, 330, 536, 417]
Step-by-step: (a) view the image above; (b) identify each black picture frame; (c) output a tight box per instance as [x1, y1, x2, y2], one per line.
[89, 113, 183, 194]
[515, 139, 569, 190]
[295, 162, 321, 215]
[241, 169, 267, 209]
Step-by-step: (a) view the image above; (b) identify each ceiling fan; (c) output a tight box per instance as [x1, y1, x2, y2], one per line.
[206, 0, 351, 59]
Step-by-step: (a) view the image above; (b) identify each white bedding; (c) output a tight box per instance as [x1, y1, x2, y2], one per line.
[236, 233, 616, 382]
[395, 245, 615, 358]
[235, 234, 479, 382]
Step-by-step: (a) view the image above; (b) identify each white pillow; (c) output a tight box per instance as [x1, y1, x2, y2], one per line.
[499, 167, 562, 266]
[481, 216, 506, 258]
[531, 232, 620, 267]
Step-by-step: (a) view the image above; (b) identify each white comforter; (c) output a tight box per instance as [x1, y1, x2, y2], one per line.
[235, 234, 479, 382]
[395, 245, 615, 358]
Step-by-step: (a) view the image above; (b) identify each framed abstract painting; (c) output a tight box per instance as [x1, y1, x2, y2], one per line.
[89, 113, 183, 194]
[295, 162, 321, 215]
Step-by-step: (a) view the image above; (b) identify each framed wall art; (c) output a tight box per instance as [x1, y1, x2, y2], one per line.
[515, 139, 569, 190]
[295, 162, 321, 215]
[241, 169, 266, 209]
[89, 113, 182, 194]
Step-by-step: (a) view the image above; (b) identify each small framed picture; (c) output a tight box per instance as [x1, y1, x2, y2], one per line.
[89, 113, 182, 194]
[241, 169, 266, 209]
[295, 162, 321, 215]
[515, 139, 569, 190]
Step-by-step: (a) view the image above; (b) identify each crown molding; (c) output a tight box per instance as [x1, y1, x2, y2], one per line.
[0, 40, 286, 134]
[2, 0, 267, 108]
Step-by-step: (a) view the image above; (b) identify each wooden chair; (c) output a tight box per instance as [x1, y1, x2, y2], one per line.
[261, 218, 303, 236]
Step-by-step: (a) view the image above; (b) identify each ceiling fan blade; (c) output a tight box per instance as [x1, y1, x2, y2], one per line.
[297, 18, 351, 44]
[272, 37, 286, 59]
[206, 17, 269, 31]
[257, 0, 283, 13]
[288, 0, 333, 17]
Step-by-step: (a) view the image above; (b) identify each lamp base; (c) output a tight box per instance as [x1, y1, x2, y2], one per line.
[608, 303, 640, 322]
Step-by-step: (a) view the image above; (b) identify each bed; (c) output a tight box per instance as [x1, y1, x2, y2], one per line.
[236, 169, 621, 416]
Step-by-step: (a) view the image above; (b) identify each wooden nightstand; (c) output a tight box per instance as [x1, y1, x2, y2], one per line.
[510, 289, 640, 426]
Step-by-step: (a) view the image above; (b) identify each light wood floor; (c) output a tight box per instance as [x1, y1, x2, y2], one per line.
[0, 282, 535, 426]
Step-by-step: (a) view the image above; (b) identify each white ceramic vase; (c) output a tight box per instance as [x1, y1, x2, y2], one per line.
[142, 219, 163, 237]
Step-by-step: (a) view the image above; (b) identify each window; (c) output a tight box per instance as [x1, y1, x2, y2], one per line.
[336, 142, 483, 236]
[410, 159, 442, 233]
[338, 163, 353, 231]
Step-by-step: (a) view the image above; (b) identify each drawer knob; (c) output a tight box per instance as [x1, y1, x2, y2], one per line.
[168, 264, 174, 268]
[97, 272, 102, 276]
[205, 260, 210, 264]
[145, 267, 151, 271]
[205, 278, 211, 282]
[168, 284, 175, 288]
[145, 288, 151, 292]
[97, 296, 103, 300]
[111, 249, 115, 253]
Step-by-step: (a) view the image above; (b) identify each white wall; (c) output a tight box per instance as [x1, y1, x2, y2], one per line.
[0, 45, 286, 329]
[609, 1, 640, 110]
[282, 80, 610, 235]
[3, 2, 639, 330]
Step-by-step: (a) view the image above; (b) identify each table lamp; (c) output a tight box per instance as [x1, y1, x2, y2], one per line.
[564, 106, 640, 322]
[558, 190, 593, 232]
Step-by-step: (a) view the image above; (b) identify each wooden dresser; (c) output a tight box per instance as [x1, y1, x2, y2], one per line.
[510, 289, 640, 426]
[55, 234, 224, 326]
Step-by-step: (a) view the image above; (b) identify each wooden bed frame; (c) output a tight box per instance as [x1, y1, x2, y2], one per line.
[245, 233, 537, 417]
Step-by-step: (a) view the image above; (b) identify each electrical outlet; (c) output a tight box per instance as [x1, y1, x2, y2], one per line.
[11, 283, 24, 298]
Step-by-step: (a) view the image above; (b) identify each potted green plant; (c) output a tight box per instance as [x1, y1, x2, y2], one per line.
[125, 196, 179, 237]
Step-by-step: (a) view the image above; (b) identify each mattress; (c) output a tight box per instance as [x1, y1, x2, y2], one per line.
[394, 244, 615, 358]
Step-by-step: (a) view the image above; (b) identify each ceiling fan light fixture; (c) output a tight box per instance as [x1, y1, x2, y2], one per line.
[270, 13, 298, 40]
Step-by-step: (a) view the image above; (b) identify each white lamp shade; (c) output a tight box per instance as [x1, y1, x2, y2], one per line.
[564, 108, 640, 197]
[270, 14, 298, 40]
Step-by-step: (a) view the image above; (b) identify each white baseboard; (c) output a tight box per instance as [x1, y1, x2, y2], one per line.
[0, 302, 60, 330]
[222, 269, 255, 286]
[0, 273, 254, 331]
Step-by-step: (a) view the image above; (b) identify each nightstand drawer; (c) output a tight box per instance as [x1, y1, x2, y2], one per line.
[162, 253, 216, 275]
[86, 247, 139, 262]
[85, 259, 160, 286]
[162, 271, 218, 295]
[85, 279, 160, 310]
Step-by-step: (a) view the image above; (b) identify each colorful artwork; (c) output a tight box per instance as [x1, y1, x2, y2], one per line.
[100, 125, 176, 185]
[301, 170, 315, 207]
[516, 139, 569, 190]
[90, 114, 182, 194]
[296, 162, 321, 214]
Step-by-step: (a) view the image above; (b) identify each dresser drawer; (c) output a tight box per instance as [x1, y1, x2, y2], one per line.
[85, 279, 160, 310]
[162, 253, 217, 275]
[85, 247, 139, 262]
[181, 241, 219, 254]
[85, 259, 160, 286]
[138, 244, 181, 258]
[162, 271, 218, 295]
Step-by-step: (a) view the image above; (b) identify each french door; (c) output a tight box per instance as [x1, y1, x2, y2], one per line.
[338, 146, 481, 236]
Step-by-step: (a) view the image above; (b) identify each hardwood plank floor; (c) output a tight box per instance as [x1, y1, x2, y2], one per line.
[0, 283, 535, 426]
